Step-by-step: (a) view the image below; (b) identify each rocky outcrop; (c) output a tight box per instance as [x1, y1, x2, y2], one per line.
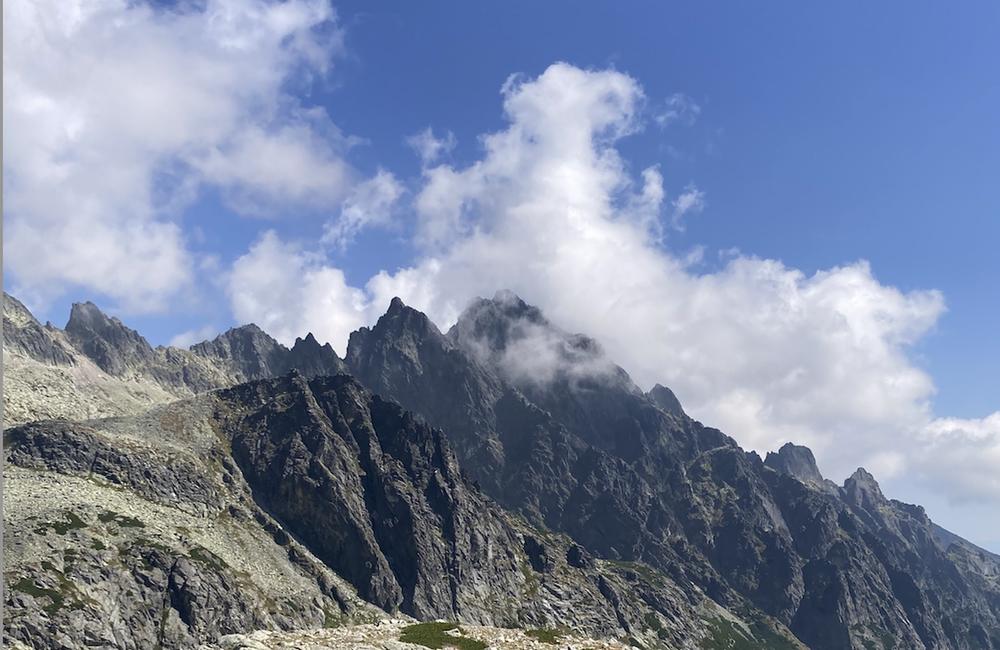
[647, 384, 685, 417]
[209, 372, 751, 647]
[3, 397, 381, 650]
[347, 293, 1000, 650]
[189, 324, 290, 382]
[764, 442, 831, 489]
[64, 302, 160, 377]
[2, 293, 75, 366]
[6, 371, 793, 649]
[7, 289, 999, 648]
[2, 295, 346, 425]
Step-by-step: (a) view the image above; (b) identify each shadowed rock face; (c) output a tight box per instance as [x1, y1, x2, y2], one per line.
[65, 301, 159, 376]
[189, 324, 290, 382]
[348, 293, 1000, 650]
[647, 384, 685, 417]
[6, 371, 750, 649]
[214, 371, 531, 621]
[6, 290, 1000, 649]
[764, 442, 825, 486]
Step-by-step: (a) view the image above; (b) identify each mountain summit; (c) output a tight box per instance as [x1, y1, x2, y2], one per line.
[4, 291, 999, 649]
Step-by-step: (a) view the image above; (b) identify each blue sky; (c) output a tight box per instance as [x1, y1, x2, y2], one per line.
[328, 1, 1000, 419]
[5, 0, 999, 548]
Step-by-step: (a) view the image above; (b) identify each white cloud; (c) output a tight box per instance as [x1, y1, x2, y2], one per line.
[406, 127, 457, 166]
[226, 62, 998, 515]
[228, 231, 368, 354]
[3, 0, 347, 313]
[192, 115, 355, 217]
[655, 92, 701, 128]
[915, 413, 1000, 504]
[322, 169, 404, 248]
[168, 325, 219, 349]
[670, 184, 706, 230]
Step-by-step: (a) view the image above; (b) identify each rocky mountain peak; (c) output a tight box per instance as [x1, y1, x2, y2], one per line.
[449, 292, 551, 358]
[764, 442, 825, 485]
[646, 383, 685, 417]
[382, 298, 440, 337]
[3, 293, 75, 366]
[347, 299, 447, 373]
[3, 292, 39, 328]
[844, 466, 887, 511]
[189, 324, 287, 380]
[288, 332, 347, 377]
[64, 300, 156, 375]
[448, 293, 617, 389]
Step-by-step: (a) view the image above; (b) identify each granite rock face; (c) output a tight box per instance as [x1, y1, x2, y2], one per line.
[2, 294, 345, 425]
[6, 290, 1000, 649]
[647, 384, 685, 417]
[347, 293, 1000, 650]
[2, 293, 75, 366]
[5, 373, 770, 650]
[3, 398, 381, 650]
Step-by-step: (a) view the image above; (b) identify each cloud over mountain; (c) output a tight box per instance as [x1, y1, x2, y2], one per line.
[4, 0, 994, 535]
[228, 62, 999, 513]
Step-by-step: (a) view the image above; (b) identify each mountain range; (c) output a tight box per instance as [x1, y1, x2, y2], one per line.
[4, 290, 999, 649]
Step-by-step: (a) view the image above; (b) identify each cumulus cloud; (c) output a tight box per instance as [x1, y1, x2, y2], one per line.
[322, 169, 404, 249]
[226, 62, 999, 513]
[406, 127, 457, 166]
[3, 0, 347, 312]
[228, 231, 368, 354]
[915, 414, 1000, 504]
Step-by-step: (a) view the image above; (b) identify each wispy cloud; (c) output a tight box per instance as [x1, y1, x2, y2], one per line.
[655, 92, 702, 128]
[406, 127, 457, 167]
[322, 169, 404, 249]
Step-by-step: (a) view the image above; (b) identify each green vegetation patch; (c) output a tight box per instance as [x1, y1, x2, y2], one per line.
[519, 556, 540, 597]
[188, 546, 228, 571]
[98, 510, 145, 528]
[11, 563, 98, 617]
[644, 611, 670, 641]
[399, 621, 487, 650]
[605, 559, 666, 587]
[34, 510, 88, 536]
[525, 627, 564, 644]
[699, 616, 758, 650]
[11, 578, 64, 616]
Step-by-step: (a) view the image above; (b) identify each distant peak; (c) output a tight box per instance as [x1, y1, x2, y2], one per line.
[847, 466, 879, 487]
[227, 323, 267, 336]
[764, 442, 824, 485]
[3, 292, 40, 326]
[375, 297, 437, 336]
[65, 300, 133, 337]
[647, 384, 685, 417]
[66, 300, 112, 329]
[844, 466, 886, 510]
[492, 289, 526, 306]
[63, 299, 155, 375]
[295, 332, 320, 347]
